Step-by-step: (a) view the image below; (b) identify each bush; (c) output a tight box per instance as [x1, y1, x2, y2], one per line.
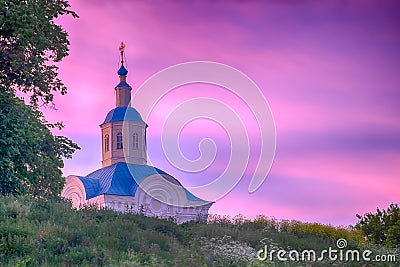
[356, 203, 400, 247]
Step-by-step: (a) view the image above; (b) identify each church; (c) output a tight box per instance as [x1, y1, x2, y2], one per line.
[61, 44, 213, 223]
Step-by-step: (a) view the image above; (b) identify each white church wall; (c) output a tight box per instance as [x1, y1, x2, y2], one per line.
[103, 194, 136, 213]
[61, 175, 86, 208]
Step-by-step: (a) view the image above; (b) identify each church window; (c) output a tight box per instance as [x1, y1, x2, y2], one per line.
[116, 133, 123, 149]
[104, 134, 109, 152]
[133, 133, 139, 150]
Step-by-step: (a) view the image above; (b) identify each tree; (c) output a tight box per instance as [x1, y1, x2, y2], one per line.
[356, 203, 400, 247]
[0, 0, 78, 106]
[0, 91, 79, 197]
[0, 0, 80, 197]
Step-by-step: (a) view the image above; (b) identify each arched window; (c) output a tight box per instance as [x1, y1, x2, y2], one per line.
[116, 133, 123, 149]
[133, 133, 139, 150]
[104, 134, 109, 152]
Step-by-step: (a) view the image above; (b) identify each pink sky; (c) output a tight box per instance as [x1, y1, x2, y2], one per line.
[45, 0, 400, 226]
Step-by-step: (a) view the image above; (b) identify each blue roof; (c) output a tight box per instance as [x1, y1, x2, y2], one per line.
[117, 65, 128, 76]
[183, 189, 203, 201]
[102, 106, 143, 124]
[77, 162, 204, 202]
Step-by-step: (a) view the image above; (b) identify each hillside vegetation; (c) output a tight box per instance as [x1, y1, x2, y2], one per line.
[0, 196, 398, 267]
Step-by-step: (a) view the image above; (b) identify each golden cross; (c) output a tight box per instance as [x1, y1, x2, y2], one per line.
[119, 42, 126, 65]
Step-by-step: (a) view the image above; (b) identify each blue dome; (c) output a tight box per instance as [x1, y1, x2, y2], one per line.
[102, 106, 143, 124]
[78, 162, 204, 201]
[117, 65, 128, 76]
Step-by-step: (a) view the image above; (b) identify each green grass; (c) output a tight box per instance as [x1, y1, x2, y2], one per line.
[0, 196, 398, 266]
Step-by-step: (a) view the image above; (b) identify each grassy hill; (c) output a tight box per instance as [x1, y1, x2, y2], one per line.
[0, 196, 398, 267]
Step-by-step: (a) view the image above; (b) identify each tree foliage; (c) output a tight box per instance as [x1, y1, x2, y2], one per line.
[0, 0, 80, 197]
[356, 203, 400, 247]
[0, 0, 78, 106]
[0, 91, 79, 197]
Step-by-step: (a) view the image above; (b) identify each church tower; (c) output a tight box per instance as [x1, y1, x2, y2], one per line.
[100, 43, 147, 167]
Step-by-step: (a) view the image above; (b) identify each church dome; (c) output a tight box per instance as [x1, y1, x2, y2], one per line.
[77, 162, 204, 202]
[117, 65, 128, 76]
[102, 106, 143, 124]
